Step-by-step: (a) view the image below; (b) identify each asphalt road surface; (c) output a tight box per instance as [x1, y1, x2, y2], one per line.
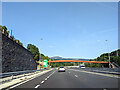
[8, 68, 119, 88]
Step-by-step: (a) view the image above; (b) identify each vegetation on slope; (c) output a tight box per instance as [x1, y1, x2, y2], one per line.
[0, 25, 23, 46]
[85, 49, 120, 68]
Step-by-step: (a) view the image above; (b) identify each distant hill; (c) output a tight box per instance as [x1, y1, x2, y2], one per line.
[50, 56, 63, 60]
[49, 56, 90, 61]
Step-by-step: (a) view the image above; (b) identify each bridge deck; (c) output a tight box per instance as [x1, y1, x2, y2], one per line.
[47, 60, 109, 63]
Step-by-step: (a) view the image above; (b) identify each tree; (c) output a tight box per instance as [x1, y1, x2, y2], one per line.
[2, 26, 7, 31]
[34, 54, 39, 61]
[87, 49, 120, 68]
[1, 26, 10, 36]
[2, 26, 8, 35]
[27, 44, 39, 61]
[19, 42, 23, 46]
[0, 25, 2, 29]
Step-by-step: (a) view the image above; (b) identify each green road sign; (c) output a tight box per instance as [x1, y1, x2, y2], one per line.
[43, 60, 47, 68]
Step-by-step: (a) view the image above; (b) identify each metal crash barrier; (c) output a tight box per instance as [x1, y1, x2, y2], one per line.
[0, 68, 49, 84]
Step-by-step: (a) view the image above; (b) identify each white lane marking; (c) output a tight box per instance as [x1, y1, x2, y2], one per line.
[35, 85, 40, 88]
[34, 71, 55, 88]
[45, 78, 47, 80]
[48, 71, 55, 78]
[69, 69, 120, 78]
[75, 75, 78, 77]
[40, 71, 55, 85]
[7, 69, 53, 90]
[41, 81, 44, 84]
[8, 75, 41, 89]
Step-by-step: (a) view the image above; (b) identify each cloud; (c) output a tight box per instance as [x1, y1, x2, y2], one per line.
[48, 46, 54, 48]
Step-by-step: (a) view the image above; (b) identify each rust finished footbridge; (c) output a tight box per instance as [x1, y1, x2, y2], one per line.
[47, 60, 118, 68]
[47, 60, 109, 64]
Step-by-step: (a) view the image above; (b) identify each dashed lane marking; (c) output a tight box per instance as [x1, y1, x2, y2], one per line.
[70, 69, 120, 78]
[35, 71, 55, 88]
[75, 75, 78, 77]
[34, 71, 56, 88]
[47, 71, 55, 78]
[41, 81, 44, 84]
[7, 74, 43, 90]
[6, 69, 53, 90]
[45, 78, 47, 80]
[34, 85, 40, 88]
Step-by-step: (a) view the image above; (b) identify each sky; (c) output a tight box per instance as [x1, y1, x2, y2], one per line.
[2, 2, 118, 59]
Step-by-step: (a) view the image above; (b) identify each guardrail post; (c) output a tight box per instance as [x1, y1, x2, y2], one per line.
[11, 75, 13, 81]
[25, 74, 27, 79]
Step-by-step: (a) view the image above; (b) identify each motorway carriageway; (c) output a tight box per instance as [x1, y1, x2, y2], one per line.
[6, 68, 119, 89]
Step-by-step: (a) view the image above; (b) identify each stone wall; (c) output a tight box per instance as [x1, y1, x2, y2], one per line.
[0, 30, 2, 73]
[2, 33, 37, 73]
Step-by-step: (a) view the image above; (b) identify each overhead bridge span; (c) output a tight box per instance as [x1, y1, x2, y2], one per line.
[47, 60, 109, 64]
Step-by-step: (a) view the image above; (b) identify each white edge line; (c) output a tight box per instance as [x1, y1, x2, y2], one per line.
[9, 77, 38, 89]
[70, 69, 120, 78]
[7, 70, 52, 89]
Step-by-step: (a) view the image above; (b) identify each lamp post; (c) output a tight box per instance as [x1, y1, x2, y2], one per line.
[116, 49, 118, 57]
[39, 53, 41, 70]
[105, 40, 111, 68]
[39, 38, 43, 70]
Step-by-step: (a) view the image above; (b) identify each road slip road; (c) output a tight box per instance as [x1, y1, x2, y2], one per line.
[7, 68, 119, 89]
